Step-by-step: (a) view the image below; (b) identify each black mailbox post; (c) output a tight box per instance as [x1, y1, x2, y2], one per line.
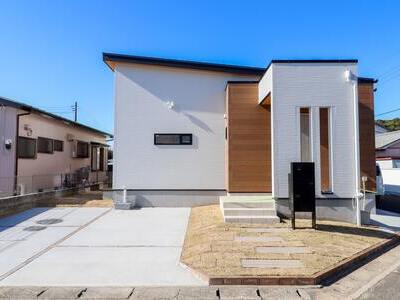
[288, 162, 316, 229]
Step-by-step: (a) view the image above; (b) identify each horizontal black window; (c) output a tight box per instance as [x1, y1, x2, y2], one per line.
[76, 141, 89, 158]
[18, 137, 36, 159]
[154, 134, 192, 145]
[54, 140, 64, 152]
[37, 137, 53, 154]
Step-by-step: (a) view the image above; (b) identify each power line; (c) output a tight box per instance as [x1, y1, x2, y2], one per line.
[375, 107, 400, 117]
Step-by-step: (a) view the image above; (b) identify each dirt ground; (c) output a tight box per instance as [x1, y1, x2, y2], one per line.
[44, 190, 113, 207]
[180, 205, 394, 277]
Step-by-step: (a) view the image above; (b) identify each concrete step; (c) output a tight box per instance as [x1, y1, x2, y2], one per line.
[221, 196, 275, 209]
[222, 201, 275, 209]
[223, 208, 277, 217]
[225, 215, 280, 224]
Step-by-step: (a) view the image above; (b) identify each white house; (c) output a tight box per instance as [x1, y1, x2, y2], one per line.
[104, 53, 377, 223]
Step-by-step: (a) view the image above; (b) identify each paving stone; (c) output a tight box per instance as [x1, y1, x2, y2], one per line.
[256, 246, 312, 254]
[81, 287, 133, 299]
[244, 228, 289, 233]
[130, 287, 179, 299]
[39, 287, 85, 299]
[258, 287, 301, 299]
[219, 287, 260, 300]
[177, 287, 218, 300]
[241, 259, 304, 268]
[235, 236, 284, 243]
[0, 286, 47, 299]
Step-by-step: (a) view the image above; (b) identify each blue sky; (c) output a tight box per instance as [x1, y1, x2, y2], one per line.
[0, 0, 399, 133]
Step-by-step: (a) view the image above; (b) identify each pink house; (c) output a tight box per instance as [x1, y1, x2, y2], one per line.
[0, 96, 112, 197]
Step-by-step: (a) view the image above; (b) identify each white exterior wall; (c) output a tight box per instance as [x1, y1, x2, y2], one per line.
[271, 63, 358, 198]
[258, 66, 272, 102]
[0, 106, 18, 194]
[113, 63, 257, 190]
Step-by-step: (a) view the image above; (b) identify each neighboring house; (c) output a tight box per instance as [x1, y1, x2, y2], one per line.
[376, 130, 400, 166]
[0, 97, 112, 197]
[375, 123, 389, 134]
[104, 53, 376, 223]
[375, 130, 400, 195]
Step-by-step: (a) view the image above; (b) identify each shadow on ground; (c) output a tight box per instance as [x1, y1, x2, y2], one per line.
[316, 223, 394, 239]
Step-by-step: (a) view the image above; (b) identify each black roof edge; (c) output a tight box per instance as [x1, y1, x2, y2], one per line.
[103, 53, 265, 75]
[270, 59, 358, 64]
[358, 77, 378, 84]
[262, 59, 359, 77]
[0, 96, 113, 138]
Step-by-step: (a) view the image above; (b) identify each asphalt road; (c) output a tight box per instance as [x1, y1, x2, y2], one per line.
[357, 266, 400, 300]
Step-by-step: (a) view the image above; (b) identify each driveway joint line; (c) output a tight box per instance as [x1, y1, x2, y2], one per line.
[0, 208, 112, 282]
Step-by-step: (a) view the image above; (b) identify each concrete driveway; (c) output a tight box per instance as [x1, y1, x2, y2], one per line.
[371, 209, 400, 232]
[0, 207, 204, 286]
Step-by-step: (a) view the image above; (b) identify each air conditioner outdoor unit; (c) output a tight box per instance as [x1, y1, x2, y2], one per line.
[66, 134, 75, 141]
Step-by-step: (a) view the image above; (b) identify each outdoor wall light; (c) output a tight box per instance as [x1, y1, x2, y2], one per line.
[345, 69, 357, 82]
[165, 100, 175, 109]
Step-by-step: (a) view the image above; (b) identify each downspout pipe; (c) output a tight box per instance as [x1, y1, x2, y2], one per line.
[14, 111, 31, 193]
[345, 69, 361, 226]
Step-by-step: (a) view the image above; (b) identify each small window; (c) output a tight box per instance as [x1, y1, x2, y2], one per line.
[76, 141, 89, 158]
[37, 137, 53, 154]
[91, 146, 107, 171]
[154, 134, 192, 145]
[54, 140, 64, 152]
[18, 137, 37, 159]
[99, 147, 106, 171]
[300, 108, 311, 162]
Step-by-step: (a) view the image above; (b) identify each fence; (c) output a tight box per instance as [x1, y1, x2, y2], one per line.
[0, 168, 110, 198]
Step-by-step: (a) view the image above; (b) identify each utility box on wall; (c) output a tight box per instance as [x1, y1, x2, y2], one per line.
[288, 162, 316, 229]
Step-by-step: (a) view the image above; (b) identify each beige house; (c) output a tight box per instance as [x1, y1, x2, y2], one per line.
[0, 96, 112, 197]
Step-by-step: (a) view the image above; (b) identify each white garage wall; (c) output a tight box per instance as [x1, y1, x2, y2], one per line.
[113, 63, 258, 190]
[271, 63, 358, 198]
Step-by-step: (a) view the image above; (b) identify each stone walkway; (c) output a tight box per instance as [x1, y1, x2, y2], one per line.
[181, 205, 394, 279]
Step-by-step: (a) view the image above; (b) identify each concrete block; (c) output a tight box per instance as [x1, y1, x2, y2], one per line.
[38, 287, 85, 299]
[0, 286, 47, 299]
[241, 259, 304, 268]
[131, 287, 179, 299]
[235, 236, 284, 243]
[256, 246, 312, 254]
[258, 287, 302, 299]
[81, 287, 133, 299]
[219, 287, 260, 300]
[177, 287, 218, 299]
[114, 202, 133, 210]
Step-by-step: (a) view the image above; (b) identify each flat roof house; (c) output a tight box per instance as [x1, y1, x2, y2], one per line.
[0, 97, 112, 197]
[104, 53, 377, 224]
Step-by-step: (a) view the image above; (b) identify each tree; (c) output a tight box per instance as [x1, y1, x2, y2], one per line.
[376, 118, 400, 131]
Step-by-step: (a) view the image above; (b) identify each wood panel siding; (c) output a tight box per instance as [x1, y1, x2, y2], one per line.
[226, 83, 272, 192]
[358, 82, 376, 191]
[319, 108, 331, 192]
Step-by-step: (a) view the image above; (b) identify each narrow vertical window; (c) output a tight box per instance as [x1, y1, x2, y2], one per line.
[300, 107, 311, 162]
[319, 107, 331, 192]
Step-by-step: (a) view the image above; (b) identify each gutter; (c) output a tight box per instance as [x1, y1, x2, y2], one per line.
[14, 111, 31, 193]
[345, 69, 362, 226]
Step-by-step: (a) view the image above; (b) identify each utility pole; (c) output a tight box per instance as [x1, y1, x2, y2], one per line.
[73, 101, 78, 122]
